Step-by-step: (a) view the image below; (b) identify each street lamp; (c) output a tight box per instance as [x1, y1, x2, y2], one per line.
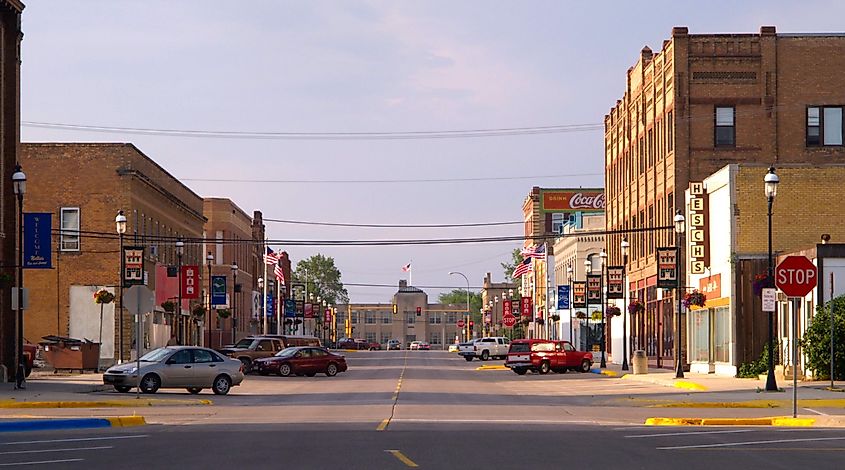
[765, 167, 780, 392]
[599, 248, 608, 368]
[567, 265, 574, 344]
[11, 165, 25, 388]
[585, 258, 592, 350]
[231, 262, 238, 344]
[206, 251, 214, 346]
[175, 239, 184, 344]
[621, 237, 630, 371]
[449, 271, 470, 341]
[115, 210, 127, 363]
[257, 277, 264, 335]
[674, 211, 686, 379]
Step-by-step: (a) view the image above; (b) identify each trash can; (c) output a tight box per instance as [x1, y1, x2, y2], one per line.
[40, 336, 101, 373]
[632, 350, 648, 375]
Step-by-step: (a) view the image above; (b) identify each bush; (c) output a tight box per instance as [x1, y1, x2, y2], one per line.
[801, 295, 845, 380]
[737, 342, 777, 378]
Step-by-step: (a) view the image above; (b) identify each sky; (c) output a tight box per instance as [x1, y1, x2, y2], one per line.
[19, 0, 845, 302]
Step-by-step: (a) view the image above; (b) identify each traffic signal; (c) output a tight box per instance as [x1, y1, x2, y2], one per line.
[392, 304, 398, 315]
[416, 306, 421, 316]
[469, 321, 474, 331]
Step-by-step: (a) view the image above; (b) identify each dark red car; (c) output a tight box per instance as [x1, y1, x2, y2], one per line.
[505, 339, 592, 375]
[337, 338, 380, 350]
[253, 346, 348, 377]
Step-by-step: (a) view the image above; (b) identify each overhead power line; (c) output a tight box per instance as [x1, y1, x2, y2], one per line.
[263, 218, 523, 228]
[181, 172, 602, 184]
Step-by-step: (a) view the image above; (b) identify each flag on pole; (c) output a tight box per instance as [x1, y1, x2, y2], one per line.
[512, 258, 533, 278]
[274, 262, 285, 285]
[401, 263, 411, 272]
[521, 244, 546, 259]
[264, 247, 280, 265]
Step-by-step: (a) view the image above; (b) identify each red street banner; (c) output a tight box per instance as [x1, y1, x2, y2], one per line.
[324, 309, 332, 323]
[180, 265, 200, 299]
[520, 296, 532, 317]
[304, 303, 314, 318]
[502, 299, 512, 317]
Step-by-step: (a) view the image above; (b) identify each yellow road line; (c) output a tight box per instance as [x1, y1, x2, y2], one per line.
[376, 419, 390, 431]
[386, 450, 419, 467]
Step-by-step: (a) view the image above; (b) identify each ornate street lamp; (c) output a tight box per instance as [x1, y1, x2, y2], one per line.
[765, 167, 780, 392]
[231, 262, 238, 344]
[674, 211, 686, 379]
[12, 165, 25, 388]
[620, 237, 630, 371]
[599, 248, 608, 368]
[115, 210, 127, 363]
[175, 239, 184, 344]
[567, 265, 574, 344]
[206, 251, 214, 345]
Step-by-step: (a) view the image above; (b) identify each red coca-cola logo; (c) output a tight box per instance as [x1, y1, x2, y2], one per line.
[569, 192, 605, 209]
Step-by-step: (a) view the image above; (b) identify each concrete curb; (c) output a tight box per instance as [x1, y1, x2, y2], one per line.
[0, 416, 146, 433]
[0, 399, 212, 409]
[650, 398, 845, 409]
[645, 416, 816, 427]
[590, 369, 619, 377]
[620, 374, 708, 391]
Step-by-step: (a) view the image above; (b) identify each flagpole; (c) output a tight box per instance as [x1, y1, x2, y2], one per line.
[262, 240, 268, 336]
[276, 269, 281, 335]
[409, 261, 413, 286]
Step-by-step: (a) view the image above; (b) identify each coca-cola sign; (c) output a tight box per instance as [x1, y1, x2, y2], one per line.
[541, 189, 605, 213]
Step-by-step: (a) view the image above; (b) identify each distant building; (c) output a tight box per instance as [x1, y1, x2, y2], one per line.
[480, 272, 515, 336]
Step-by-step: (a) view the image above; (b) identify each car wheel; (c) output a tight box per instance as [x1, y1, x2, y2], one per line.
[139, 373, 160, 394]
[212, 375, 232, 395]
[278, 363, 292, 377]
[239, 358, 252, 373]
[464, 356, 473, 362]
[481, 350, 490, 361]
[538, 361, 551, 375]
[514, 368, 527, 375]
[579, 359, 592, 373]
[326, 363, 338, 377]
[186, 387, 202, 394]
[305, 372, 316, 377]
[114, 385, 131, 393]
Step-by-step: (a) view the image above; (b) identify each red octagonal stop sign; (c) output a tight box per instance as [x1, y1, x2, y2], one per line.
[775, 255, 818, 297]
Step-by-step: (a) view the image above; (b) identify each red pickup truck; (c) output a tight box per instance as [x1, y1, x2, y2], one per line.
[505, 339, 592, 375]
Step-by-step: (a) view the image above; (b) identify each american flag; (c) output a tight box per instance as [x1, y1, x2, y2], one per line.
[274, 262, 285, 285]
[264, 247, 280, 265]
[401, 263, 411, 272]
[512, 257, 533, 278]
[521, 244, 546, 259]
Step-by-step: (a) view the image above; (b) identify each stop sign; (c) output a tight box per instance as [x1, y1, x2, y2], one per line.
[457, 319, 465, 328]
[502, 313, 516, 327]
[775, 256, 818, 297]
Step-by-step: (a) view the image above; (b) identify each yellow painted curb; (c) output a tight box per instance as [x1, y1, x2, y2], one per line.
[651, 398, 845, 409]
[106, 416, 147, 427]
[600, 370, 619, 377]
[771, 417, 816, 427]
[0, 399, 212, 409]
[645, 416, 816, 427]
[475, 365, 509, 371]
[673, 381, 707, 391]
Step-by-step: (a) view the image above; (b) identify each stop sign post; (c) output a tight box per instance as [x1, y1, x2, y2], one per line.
[775, 256, 818, 297]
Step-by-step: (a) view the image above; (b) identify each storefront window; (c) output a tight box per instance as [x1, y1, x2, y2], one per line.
[713, 306, 731, 363]
[689, 308, 710, 363]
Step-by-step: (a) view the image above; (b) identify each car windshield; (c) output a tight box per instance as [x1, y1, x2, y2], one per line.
[274, 347, 299, 357]
[139, 347, 173, 362]
[234, 339, 254, 348]
[509, 343, 530, 353]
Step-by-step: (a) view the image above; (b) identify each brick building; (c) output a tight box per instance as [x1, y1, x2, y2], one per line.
[604, 26, 845, 368]
[480, 272, 515, 337]
[0, 0, 23, 381]
[21, 143, 205, 364]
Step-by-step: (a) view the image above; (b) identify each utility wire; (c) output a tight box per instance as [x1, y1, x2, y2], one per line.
[182, 172, 602, 184]
[263, 218, 523, 228]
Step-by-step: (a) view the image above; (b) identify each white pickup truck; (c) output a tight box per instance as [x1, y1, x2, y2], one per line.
[458, 337, 511, 361]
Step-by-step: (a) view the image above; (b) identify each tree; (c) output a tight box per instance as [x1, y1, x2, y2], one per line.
[291, 254, 349, 305]
[439, 289, 483, 324]
[501, 248, 523, 285]
[801, 295, 845, 380]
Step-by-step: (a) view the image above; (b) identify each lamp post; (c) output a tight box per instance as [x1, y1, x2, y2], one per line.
[231, 262, 238, 344]
[175, 239, 184, 344]
[599, 248, 608, 368]
[449, 271, 470, 342]
[567, 265, 573, 344]
[585, 258, 592, 351]
[674, 211, 686, 379]
[765, 167, 780, 392]
[257, 277, 264, 335]
[621, 237, 630, 371]
[115, 210, 127, 363]
[206, 251, 213, 346]
[11, 165, 25, 388]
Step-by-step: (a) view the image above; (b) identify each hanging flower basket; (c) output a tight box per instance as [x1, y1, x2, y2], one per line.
[575, 311, 587, 319]
[217, 309, 231, 319]
[752, 273, 770, 296]
[606, 305, 621, 317]
[192, 305, 206, 318]
[591, 311, 602, 321]
[549, 314, 561, 322]
[628, 300, 645, 315]
[161, 300, 176, 313]
[535, 317, 545, 326]
[93, 289, 115, 305]
[683, 290, 707, 309]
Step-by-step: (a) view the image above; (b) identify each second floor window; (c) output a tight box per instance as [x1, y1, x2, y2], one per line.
[715, 106, 735, 147]
[807, 106, 843, 146]
[60, 207, 80, 251]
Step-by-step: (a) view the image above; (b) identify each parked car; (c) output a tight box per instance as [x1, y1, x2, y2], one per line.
[447, 344, 459, 353]
[409, 341, 422, 350]
[505, 339, 593, 375]
[459, 336, 510, 361]
[417, 341, 431, 350]
[253, 346, 348, 377]
[219, 335, 321, 373]
[387, 339, 402, 350]
[103, 346, 244, 395]
[336, 338, 379, 350]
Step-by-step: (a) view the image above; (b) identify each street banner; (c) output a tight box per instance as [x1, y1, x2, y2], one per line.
[557, 285, 570, 310]
[324, 308, 332, 323]
[23, 213, 52, 269]
[211, 275, 227, 307]
[606, 266, 624, 299]
[181, 265, 200, 299]
[295, 299, 304, 317]
[304, 303, 314, 319]
[572, 281, 586, 308]
[123, 246, 144, 287]
[265, 292, 275, 318]
[520, 296, 532, 317]
[251, 291, 261, 319]
[285, 299, 296, 317]
[657, 247, 679, 289]
[587, 274, 602, 303]
[502, 299, 513, 317]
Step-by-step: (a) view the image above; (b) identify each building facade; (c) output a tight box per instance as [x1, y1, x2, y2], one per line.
[605, 26, 845, 368]
[21, 143, 205, 364]
[480, 272, 515, 337]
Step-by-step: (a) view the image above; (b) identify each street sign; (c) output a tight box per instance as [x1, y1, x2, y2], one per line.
[181, 265, 199, 299]
[557, 285, 570, 309]
[502, 313, 516, 328]
[124, 285, 154, 315]
[656, 247, 679, 288]
[211, 275, 227, 307]
[123, 246, 145, 287]
[23, 213, 52, 269]
[762, 288, 777, 312]
[775, 256, 818, 297]
[457, 319, 465, 328]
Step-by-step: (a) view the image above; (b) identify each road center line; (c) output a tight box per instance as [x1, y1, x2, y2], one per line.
[0, 446, 112, 455]
[386, 450, 419, 467]
[377, 350, 408, 431]
[2, 435, 148, 446]
[0, 459, 84, 466]
[658, 436, 845, 450]
[626, 430, 754, 439]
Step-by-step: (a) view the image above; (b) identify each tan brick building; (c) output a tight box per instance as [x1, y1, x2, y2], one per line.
[480, 272, 515, 337]
[0, 0, 24, 380]
[605, 26, 845, 367]
[21, 143, 205, 364]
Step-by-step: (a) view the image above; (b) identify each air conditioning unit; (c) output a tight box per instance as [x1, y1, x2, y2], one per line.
[149, 245, 159, 257]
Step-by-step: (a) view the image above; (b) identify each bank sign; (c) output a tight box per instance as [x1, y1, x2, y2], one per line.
[540, 189, 605, 213]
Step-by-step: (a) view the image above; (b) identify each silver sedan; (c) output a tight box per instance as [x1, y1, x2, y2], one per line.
[103, 346, 245, 395]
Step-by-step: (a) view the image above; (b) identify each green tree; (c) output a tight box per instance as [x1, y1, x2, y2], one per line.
[439, 289, 483, 324]
[291, 254, 349, 305]
[801, 295, 845, 380]
[501, 248, 523, 285]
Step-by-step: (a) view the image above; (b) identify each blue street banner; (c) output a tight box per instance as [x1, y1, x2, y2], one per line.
[557, 285, 571, 310]
[284, 299, 296, 317]
[23, 213, 52, 269]
[211, 275, 227, 307]
[265, 292, 275, 318]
